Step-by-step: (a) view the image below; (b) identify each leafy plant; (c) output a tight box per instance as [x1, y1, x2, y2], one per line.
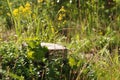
[0, 38, 49, 79]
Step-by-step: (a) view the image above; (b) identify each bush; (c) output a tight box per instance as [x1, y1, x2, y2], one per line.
[0, 39, 49, 79]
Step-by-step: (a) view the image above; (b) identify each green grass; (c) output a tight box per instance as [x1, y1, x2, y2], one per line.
[0, 0, 120, 80]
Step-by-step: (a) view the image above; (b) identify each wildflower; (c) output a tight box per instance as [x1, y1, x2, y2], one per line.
[24, 2, 31, 14]
[25, 7, 31, 11]
[19, 6, 24, 12]
[22, 8, 26, 13]
[24, 7, 31, 14]
[58, 6, 66, 21]
[25, 2, 31, 7]
[60, 6, 66, 12]
[27, 51, 34, 59]
[13, 8, 19, 16]
[22, 3, 31, 16]
[58, 14, 63, 21]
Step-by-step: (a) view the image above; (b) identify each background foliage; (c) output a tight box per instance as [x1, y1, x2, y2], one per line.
[0, 0, 120, 80]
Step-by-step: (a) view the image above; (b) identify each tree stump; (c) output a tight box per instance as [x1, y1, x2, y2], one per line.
[41, 42, 67, 60]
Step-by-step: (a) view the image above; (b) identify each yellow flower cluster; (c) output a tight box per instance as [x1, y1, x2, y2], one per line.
[13, 2, 31, 17]
[58, 13, 66, 21]
[59, 6, 66, 12]
[13, 9, 19, 16]
[58, 6, 66, 21]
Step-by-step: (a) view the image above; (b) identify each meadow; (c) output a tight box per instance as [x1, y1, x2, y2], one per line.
[0, 0, 120, 80]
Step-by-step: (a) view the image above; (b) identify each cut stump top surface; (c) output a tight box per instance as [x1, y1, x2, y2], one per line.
[41, 42, 67, 50]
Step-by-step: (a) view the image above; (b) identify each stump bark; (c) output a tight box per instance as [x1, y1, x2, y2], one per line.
[41, 42, 67, 59]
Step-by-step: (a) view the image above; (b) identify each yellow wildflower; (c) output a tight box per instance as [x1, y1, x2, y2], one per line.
[12, 2, 32, 18]
[25, 2, 31, 7]
[58, 6, 66, 21]
[22, 8, 26, 13]
[22, 6, 31, 15]
[13, 8, 19, 16]
[58, 14, 63, 21]
[23, 2, 31, 15]
[19, 6, 24, 12]
[25, 7, 31, 11]
[60, 6, 66, 12]
[27, 51, 34, 59]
